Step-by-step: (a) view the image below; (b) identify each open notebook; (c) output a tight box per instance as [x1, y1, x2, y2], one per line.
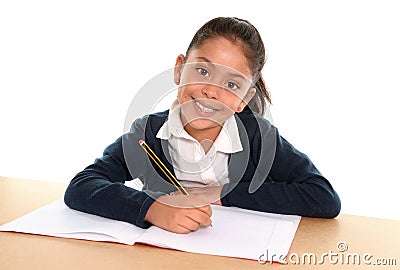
[0, 200, 300, 262]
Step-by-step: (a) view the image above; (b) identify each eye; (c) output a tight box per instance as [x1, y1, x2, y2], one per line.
[196, 67, 210, 77]
[225, 81, 240, 90]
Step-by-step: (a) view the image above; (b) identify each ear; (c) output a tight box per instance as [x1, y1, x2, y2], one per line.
[236, 88, 256, 113]
[174, 54, 185, 85]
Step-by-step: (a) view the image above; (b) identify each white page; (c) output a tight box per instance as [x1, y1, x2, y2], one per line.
[135, 205, 301, 261]
[0, 200, 145, 245]
[0, 200, 300, 261]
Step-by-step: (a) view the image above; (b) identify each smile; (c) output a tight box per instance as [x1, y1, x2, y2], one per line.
[194, 101, 217, 113]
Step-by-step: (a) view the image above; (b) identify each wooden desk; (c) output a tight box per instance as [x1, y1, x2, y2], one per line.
[1, 177, 399, 269]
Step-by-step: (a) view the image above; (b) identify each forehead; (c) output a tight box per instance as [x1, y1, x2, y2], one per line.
[186, 37, 253, 79]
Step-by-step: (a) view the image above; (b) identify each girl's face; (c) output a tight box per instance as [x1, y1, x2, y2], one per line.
[174, 37, 255, 135]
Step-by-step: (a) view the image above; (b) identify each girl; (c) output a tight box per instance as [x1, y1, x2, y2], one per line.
[64, 17, 341, 234]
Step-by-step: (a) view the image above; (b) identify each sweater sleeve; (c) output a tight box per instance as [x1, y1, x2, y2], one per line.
[64, 117, 164, 228]
[221, 128, 341, 218]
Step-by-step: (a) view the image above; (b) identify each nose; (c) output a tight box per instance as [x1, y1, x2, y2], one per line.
[201, 84, 220, 99]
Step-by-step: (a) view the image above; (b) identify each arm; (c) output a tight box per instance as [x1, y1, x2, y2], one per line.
[221, 128, 341, 218]
[64, 118, 162, 228]
[64, 114, 214, 232]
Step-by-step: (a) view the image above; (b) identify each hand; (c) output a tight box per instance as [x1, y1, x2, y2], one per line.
[182, 186, 223, 206]
[144, 194, 213, 234]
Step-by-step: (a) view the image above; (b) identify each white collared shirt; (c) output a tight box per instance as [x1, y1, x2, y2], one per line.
[156, 102, 243, 188]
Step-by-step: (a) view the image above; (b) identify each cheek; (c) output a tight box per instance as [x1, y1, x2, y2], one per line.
[177, 85, 200, 100]
[222, 91, 243, 108]
[177, 86, 188, 101]
[177, 86, 194, 106]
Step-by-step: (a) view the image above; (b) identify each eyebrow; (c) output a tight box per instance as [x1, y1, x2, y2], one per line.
[195, 57, 248, 81]
[195, 57, 216, 67]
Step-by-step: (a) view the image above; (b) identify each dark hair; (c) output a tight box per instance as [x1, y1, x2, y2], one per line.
[185, 17, 271, 116]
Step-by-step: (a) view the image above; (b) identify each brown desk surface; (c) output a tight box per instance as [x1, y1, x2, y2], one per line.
[1, 177, 399, 270]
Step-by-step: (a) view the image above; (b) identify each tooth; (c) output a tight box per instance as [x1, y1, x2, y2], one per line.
[195, 101, 216, 113]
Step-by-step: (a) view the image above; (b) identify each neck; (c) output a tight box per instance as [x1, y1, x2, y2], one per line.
[184, 124, 222, 154]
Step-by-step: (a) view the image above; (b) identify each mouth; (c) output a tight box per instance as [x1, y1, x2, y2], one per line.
[194, 100, 217, 113]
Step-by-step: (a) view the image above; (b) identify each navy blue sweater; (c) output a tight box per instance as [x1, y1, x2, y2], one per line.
[64, 110, 341, 228]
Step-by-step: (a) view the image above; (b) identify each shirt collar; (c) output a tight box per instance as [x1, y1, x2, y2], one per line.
[156, 100, 243, 154]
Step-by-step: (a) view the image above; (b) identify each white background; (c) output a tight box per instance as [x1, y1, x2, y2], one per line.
[1, 0, 399, 220]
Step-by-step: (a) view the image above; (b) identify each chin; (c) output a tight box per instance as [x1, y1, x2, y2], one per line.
[186, 118, 220, 131]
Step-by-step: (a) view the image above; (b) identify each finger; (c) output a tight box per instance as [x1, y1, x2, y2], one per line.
[185, 187, 202, 194]
[210, 199, 222, 206]
[188, 209, 212, 227]
[175, 224, 192, 234]
[179, 216, 201, 232]
[187, 195, 212, 208]
[196, 204, 212, 217]
[196, 212, 213, 227]
[158, 194, 193, 208]
[187, 188, 222, 206]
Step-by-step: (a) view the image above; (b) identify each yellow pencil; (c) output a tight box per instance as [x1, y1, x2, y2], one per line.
[139, 140, 189, 195]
